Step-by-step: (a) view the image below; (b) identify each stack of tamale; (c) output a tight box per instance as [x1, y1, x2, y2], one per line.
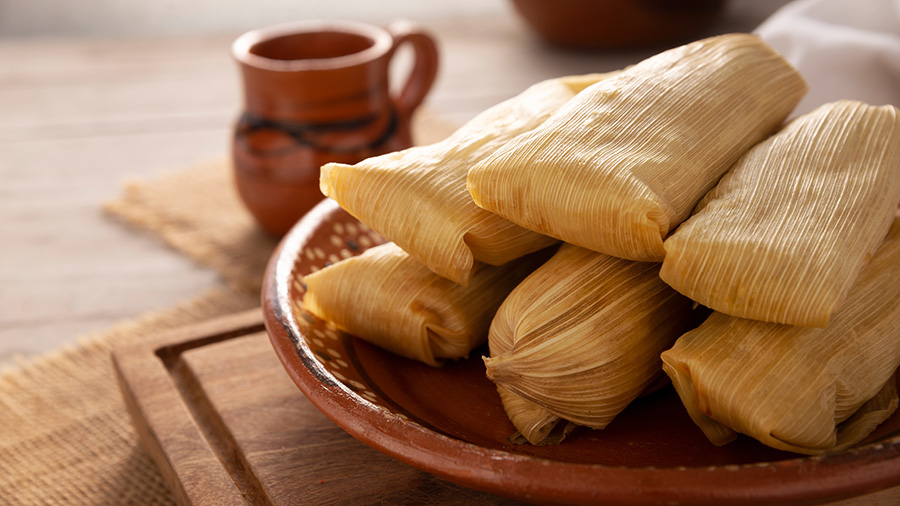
[301, 32, 900, 454]
[659, 100, 900, 455]
[304, 71, 614, 363]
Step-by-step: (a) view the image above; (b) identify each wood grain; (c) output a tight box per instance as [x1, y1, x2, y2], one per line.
[113, 309, 525, 505]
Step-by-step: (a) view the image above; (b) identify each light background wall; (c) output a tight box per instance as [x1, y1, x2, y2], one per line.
[0, 0, 512, 38]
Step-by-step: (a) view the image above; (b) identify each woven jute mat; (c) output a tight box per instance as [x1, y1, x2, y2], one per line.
[0, 110, 455, 505]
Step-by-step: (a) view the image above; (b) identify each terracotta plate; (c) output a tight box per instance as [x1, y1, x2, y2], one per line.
[262, 199, 900, 506]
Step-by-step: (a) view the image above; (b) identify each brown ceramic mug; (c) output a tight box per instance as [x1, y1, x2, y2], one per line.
[232, 20, 439, 236]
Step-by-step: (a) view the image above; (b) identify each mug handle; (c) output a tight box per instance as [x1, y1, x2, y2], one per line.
[385, 20, 439, 121]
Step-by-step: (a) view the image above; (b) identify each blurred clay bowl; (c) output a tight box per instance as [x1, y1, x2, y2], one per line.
[510, 0, 727, 49]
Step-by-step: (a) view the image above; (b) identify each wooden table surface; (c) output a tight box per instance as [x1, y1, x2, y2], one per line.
[0, 2, 789, 367]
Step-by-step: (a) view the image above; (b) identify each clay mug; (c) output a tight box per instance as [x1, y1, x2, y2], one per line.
[232, 20, 439, 236]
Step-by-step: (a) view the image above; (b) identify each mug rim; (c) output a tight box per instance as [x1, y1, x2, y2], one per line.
[233, 19, 393, 72]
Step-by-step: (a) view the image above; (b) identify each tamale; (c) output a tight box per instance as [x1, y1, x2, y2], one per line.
[301, 242, 550, 366]
[320, 73, 612, 286]
[483, 244, 694, 444]
[661, 219, 900, 455]
[467, 33, 807, 262]
[661, 100, 900, 327]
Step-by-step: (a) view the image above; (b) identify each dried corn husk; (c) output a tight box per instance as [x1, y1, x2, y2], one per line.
[496, 386, 576, 445]
[483, 244, 694, 444]
[661, 219, 900, 455]
[319, 73, 612, 286]
[661, 100, 900, 327]
[301, 242, 550, 366]
[467, 34, 807, 262]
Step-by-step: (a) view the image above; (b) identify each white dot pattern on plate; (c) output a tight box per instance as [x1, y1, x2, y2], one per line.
[288, 214, 389, 411]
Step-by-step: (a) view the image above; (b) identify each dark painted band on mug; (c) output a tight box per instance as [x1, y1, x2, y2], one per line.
[235, 109, 399, 157]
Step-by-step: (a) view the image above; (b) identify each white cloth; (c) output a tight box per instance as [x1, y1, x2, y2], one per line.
[755, 0, 900, 115]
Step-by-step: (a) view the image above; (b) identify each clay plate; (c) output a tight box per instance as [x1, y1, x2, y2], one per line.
[262, 199, 900, 506]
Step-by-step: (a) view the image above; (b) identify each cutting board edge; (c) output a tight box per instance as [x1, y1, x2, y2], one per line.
[112, 308, 266, 506]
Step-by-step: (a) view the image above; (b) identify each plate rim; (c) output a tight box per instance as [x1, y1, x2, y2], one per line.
[262, 198, 900, 506]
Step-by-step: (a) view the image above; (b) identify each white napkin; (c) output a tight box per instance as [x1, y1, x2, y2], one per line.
[755, 0, 900, 115]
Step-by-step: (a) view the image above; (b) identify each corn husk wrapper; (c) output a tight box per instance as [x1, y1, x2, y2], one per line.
[484, 244, 694, 444]
[319, 73, 612, 286]
[661, 100, 900, 327]
[662, 219, 900, 455]
[301, 242, 550, 366]
[496, 386, 576, 446]
[467, 34, 807, 262]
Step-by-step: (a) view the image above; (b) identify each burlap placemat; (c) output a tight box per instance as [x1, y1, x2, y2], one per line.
[104, 157, 278, 295]
[0, 288, 258, 506]
[0, 109, 455, 505]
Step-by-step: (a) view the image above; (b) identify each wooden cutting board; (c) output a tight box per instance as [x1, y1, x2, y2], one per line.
[113, 309, 900, 506]
[112, 308, 522, 506]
